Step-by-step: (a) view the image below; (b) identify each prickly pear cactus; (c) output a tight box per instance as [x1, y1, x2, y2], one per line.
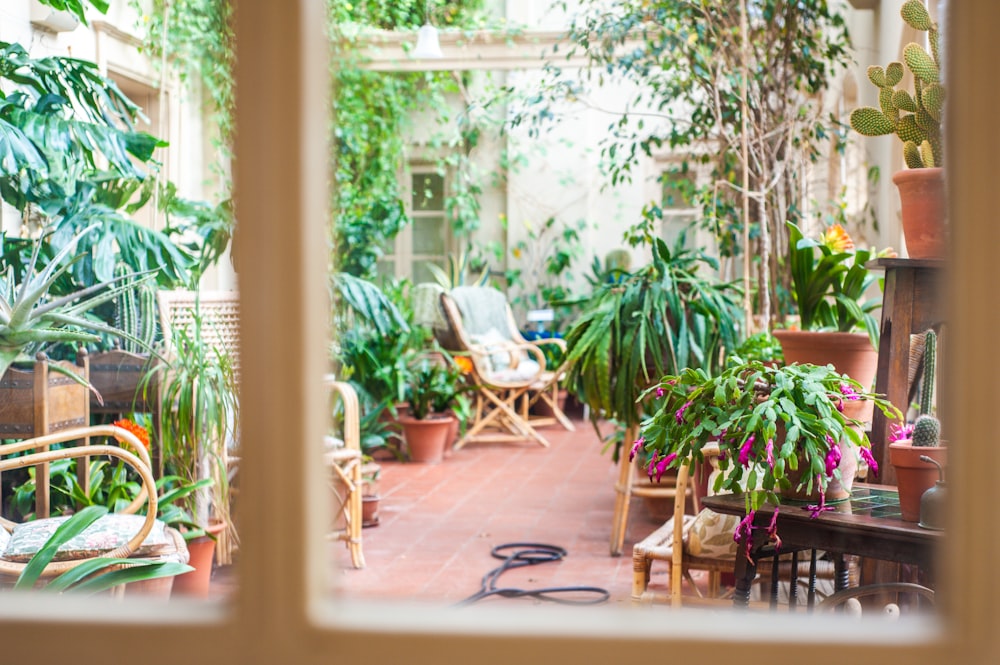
[849, 0, 944, 168]
[912, 414, 941, 447]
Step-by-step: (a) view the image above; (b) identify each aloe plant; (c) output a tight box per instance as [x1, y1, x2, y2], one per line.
[0, 226, 156, 380]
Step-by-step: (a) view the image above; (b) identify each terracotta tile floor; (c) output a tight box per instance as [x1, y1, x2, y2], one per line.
[324, 415, 671, 608]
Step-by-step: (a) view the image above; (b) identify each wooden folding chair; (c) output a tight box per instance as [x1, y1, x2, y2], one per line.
[439, 286, 555, 449]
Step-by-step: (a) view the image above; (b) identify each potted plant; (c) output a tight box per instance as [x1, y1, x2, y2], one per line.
[889, 328, 946, 522]
[397, 355, 461, 464]
[638, 359, 901, 551]
[849, 0, 945, 259]
[143, 299, 239, 568]
[775, 221, 892, 395]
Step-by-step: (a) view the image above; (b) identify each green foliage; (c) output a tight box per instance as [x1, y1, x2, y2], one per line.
[329, 0, 493, 279]
[32, 0, 109, 26]
[920, 328, 937, 416]
[131, 0, 235, 177]
[849, 1, 943, 168]
[144, 302, 238, 522]
[785, 221, 883, 345]
[403, 354, 468, 420]
[640, 360, 901, 511]
[506, 0, 852, 322]
[505, 216, 587, 329]
[562, 236, 743, 431]
[731, 331, 784, 366]
[912, 413, 941, 447]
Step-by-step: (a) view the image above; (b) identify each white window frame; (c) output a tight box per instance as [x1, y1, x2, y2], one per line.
[1, 3, 995, 663]
[383, 164, 453, 281]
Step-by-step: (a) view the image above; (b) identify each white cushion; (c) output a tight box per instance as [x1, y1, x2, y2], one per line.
[2, 514, 170, 563]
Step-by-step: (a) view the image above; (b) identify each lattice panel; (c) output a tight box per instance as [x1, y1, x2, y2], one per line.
[157, 290, 241, 378]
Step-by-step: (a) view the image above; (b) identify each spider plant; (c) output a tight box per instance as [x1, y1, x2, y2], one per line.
[142, 300, 238, 532]
[562, 236, 743, 442]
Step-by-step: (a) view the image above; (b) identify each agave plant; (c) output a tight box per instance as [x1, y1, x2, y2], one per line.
[0, 226, 155, 380]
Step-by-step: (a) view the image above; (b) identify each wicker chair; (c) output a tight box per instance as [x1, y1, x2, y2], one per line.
[632, 444, 737, 607]
[0, 425, 188, 588]
[325, 378, 365, 568]
[439, 286, 568, 449]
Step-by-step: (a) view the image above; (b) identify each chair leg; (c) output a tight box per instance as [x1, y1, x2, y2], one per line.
[347, 460, 365, 569]
[610, 447, 635, 556]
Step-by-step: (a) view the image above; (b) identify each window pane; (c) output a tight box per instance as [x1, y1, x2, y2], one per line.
[412, 216, 445, 254]
[412, 173, 444, 211]
[662, 170, 695, 209]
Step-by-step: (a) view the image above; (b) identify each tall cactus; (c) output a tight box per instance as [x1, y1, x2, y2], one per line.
[850, 0, 944, 168]
[114, 262, 158, 353]
[919, 328, 937, 415]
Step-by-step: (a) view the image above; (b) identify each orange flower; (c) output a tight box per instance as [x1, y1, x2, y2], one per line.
[454, 356, 474, 375]
[113, 419, 151, 451]
[819, 224, 854, 252]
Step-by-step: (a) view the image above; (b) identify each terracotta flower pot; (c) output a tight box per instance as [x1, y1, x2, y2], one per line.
[362, 495, 381, 527]
[171, 521, 227, 598]
[892, 167, 947, 260]
[398, 413, 454, 464]
[889, 440, 947, 522]
[773, 330, 878, 396]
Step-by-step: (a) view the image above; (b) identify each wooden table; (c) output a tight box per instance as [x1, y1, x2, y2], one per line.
[702, 485, 943, 608]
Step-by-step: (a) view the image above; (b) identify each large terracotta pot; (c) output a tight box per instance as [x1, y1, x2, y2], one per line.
[892, 167, 947, 260]
[171, 521, 227, 598]
[889, 441, 947, 522]
[398, 413, 454, 464]
[773, 330, 878, 396]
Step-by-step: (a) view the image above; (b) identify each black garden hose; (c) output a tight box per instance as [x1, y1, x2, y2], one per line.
[457, 542, 610, 606]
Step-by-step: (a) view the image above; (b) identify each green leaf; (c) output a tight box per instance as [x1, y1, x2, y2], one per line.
[15, 505, 108, 590]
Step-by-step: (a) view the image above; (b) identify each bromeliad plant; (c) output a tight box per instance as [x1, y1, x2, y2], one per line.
[636, 359, 901, 545]
[786, 221, 891, 347]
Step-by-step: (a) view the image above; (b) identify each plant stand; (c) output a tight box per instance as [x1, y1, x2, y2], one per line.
[866, 258, 946, 486]
[0, 353, 90, 518]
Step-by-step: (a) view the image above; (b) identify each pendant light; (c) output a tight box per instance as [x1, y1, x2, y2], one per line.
[412, 1, 443, 59]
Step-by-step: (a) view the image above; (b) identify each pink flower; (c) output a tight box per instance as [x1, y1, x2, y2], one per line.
[656, 386, 665, 397]
[825, 440, 842, 477]
[654, 453, 677, 482]
[839, 383, 861, 401]
[766, 508, 782, 551]
[629, 436, 645, 462]
[646, 452, 659, 480]
[765, 438, 775, 469]
[804, 486, 835, 518]
[674, 400, 693, 424]
[738, 434, 755, 467]
[859, 446, 879, 478]
[890, 423, 914, 442]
